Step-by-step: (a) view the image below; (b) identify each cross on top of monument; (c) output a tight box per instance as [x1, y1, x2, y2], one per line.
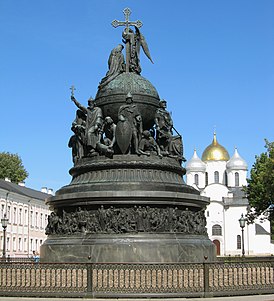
[111, 7, 143, 31]
[111, 8, 144, 73]
[70, 85, 76, 97]
[109, 8, 153, 74]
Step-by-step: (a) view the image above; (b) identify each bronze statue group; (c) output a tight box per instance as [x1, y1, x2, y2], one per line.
[69, 21, 184, 163]
[69, 93, 183, 163]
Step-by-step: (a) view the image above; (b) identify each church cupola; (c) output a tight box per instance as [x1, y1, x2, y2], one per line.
[226, 148, 248, 187]
[201, 133, 229, 186]
[226, 148, 248, 171]
[186, 149, 206, 172]
[202, 133, 230, 162]
[186, 149, 206, 188]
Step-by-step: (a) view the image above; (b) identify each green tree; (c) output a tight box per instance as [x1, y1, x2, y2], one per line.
[0, 152, 28, 183]
[246, 140, 274, 223]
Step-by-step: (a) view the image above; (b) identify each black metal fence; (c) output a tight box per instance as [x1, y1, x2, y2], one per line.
[0, 259, 273, 298]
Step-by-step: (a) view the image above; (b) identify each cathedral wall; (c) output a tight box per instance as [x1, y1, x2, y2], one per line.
[223, 206, 247, 256]
[185, 171, 205, 189]
[205, 161, 227, 185]
[227, 169, 247, 187]
[202, 184, 229, 202]
[205, 202, 224, 255]
[247, 220, 272, 256]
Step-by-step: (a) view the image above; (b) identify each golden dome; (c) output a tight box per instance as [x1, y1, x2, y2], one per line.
[202, 133, 230, 161]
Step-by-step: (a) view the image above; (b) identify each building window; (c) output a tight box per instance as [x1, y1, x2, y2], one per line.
[207, 211, 209, 217]
[194, 174, 199, 186]
[237, 235, 241, 249]
[19, 208, 22, 225]
[25, 209, 28, 225]
[24, 238, 27, 252]
[7, 237, 10, 251]
[7, 206, 10, 220]
[212, 224, 222, 236]
[235, 172, 239, 187]
[224, 171, 228, 186]
[1, 204, 4, 218]
[13, 207, 17, 224]
[214, 171, 219, 183]
[40, 213, 43, 228]
[18, 238, 22, 251]
[35, 212, 38, 228]
[30, 211, 33, 227]
[205, 172, 208, 186]
[13, 237, 16, 251]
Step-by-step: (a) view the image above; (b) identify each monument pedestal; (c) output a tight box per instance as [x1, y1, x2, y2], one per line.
[41, 233, 215, 263]
[41, 155, 215, 263]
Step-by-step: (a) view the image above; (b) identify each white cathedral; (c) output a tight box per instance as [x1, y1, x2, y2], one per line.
[185, 133, 273, 256]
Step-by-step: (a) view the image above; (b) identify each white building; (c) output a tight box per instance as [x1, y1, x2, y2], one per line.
[0, 179, 52, 258]
[186, 133, 272, 256]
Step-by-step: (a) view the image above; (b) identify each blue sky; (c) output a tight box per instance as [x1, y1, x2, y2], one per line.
[0, 1, 273, 193]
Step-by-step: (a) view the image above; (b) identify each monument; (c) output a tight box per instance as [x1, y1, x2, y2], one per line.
[41, 8, 216, 263]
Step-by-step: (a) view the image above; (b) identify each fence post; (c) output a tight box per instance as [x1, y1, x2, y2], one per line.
[203, 261, 210, 298]
[86, 263, 93, 296]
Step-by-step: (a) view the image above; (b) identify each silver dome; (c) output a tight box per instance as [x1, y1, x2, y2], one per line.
[226, 148, 248, 170]
[186, 149, 206, 172]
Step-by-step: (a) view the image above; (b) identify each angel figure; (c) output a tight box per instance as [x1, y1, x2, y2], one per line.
[122, 26, 153, 74]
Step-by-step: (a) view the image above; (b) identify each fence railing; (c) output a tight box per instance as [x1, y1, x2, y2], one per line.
[0, 259, 273, 298]
[0, 257, 34, 263]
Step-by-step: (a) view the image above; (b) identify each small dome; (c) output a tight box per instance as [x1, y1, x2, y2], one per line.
[186, 149, 206, 172]
[226, 148, 248, 170]
[202, 133, 230, 161]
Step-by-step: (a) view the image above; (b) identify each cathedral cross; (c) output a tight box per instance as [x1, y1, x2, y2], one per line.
[70, 85, 76, 97]
[111, 8, 143, 73]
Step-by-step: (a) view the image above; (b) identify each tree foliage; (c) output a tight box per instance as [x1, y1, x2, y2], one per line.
[246, 140, 274, 223]
[0, 152, 28, 184]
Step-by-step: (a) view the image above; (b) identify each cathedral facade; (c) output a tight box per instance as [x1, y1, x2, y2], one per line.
[186, 133, 273, 256]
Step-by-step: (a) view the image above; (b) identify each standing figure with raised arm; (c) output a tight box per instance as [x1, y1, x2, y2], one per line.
[71, 95, 103, 156]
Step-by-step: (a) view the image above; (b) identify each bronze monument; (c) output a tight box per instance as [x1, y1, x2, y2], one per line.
[41, 8, 215, 263]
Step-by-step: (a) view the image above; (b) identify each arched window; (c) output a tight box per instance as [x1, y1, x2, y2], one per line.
[214, 171, 219, 183]
[18, 237, 22, 251]
[205, 172, 208, 186]
[194, 174, 199, 186]
[212, 224, 222, 236]
[237, 235, 241, 249]
[235, 172, 239, 187]
[224, 171, 228, 186]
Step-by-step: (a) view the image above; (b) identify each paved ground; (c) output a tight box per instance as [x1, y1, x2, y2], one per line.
[0, 295, 274, 301]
